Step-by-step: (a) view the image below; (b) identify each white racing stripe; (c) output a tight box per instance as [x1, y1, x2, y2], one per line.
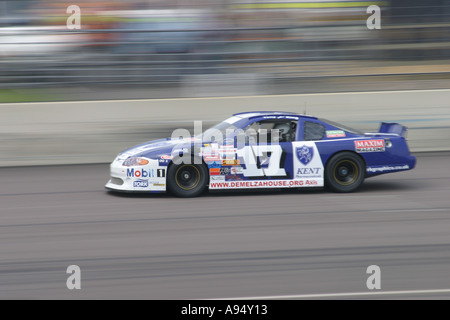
[211, 288, 450, 300]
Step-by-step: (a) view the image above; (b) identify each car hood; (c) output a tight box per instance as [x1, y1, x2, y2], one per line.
[116, 137, 200, 161]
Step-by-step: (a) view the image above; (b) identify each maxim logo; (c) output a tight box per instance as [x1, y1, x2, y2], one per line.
[355, 139, 385, 153]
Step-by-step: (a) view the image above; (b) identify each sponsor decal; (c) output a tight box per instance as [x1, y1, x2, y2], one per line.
[230, 166, 244, 175]
[201, 143, 220, 160]
[210, 168, 221, 176]
[296, 167, 321, 176]
[262, 115, 298, 120]
[209, 179, 322, 189]
[157, 169, 166, 178]
[153, 183, 166, 187]
[367, 165, 410, 173]
[201, 143, 218, 151]
[161, 155, 173, 160]
[158, 158, 171, 165]
[204, 155, 221, 162]
[219, 147, 237, 153]
[133, 180, 149, 188]
[208, 167, 233, 175]
[221, 154, 235, 161]
[210, 176, 225, 181]
[225, 174, 243, 181]
[223, 138, 234, 145]
[222, 160, 240, 166]
[219, 146, 237, 160]
[355, 139, 385, 153]
[127, 168, 155, 178]
[208, 161, 222, 168]
[293, 142, 324, 180]
[296, 146, 314, 166]
[326, 130, 346, 138]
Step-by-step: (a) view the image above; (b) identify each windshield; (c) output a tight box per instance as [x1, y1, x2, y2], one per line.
[196, 118, 244, 143]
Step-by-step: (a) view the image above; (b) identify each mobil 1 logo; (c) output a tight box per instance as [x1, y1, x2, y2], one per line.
[157, 169, 165, 178]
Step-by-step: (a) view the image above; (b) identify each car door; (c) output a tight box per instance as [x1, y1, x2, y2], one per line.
[235, 117, 297, 181]
[290, 119, 326, 186]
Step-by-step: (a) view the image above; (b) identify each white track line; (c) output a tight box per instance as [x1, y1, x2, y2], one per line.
[3, 88, 450, 106]
[212, 289, 450, 300]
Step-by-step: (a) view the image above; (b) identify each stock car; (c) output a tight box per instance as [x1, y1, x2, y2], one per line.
[105, 111, 416, 197]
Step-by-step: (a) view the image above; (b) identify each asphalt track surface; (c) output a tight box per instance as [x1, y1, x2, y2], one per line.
[1, 152, 450, 300]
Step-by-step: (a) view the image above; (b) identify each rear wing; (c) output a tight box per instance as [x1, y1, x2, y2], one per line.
[378, 122, 408, 138]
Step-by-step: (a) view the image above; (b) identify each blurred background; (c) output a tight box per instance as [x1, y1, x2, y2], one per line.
[1, 0, 450, 167]
[1, 0, 450, 101]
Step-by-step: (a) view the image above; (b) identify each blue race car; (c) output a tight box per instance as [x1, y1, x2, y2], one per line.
[105, 112, 416, 197]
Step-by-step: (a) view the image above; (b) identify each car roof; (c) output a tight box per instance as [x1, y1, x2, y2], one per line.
[232, 111, 318, 120]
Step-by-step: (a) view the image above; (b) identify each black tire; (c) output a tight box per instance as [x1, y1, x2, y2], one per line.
[167, 162, 208, 197]
[325, 152, 365, 193]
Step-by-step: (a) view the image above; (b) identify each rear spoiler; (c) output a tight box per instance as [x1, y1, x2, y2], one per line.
[378, 122, 408, 138]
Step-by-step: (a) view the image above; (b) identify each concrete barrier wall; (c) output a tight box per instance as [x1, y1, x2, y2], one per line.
[1, 89, 449, 167]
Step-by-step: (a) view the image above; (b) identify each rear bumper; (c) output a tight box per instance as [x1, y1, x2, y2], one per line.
[408, 154, 417, 170]
[366, 154, 416, 176]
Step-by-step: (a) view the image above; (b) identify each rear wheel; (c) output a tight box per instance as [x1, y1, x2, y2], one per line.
[325, 152, 365, 193]
[167, 162, 208, 197]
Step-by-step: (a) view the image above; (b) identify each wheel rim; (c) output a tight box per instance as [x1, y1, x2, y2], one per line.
[333, 160, 358, 186]
[175, 165, 201, 190]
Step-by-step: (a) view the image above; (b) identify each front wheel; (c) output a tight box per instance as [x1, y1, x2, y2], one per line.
[325, 152, 365, 193]
[167, 163, 208, 197]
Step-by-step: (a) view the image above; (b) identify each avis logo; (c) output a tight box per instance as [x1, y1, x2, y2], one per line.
[296, 146, 314, 165]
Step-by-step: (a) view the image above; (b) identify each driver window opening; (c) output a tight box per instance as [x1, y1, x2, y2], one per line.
[243, 120, 297, 144]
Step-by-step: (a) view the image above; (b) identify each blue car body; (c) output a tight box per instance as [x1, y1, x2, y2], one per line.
[105, 111, 416, 194]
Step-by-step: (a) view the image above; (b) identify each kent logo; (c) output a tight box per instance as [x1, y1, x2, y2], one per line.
[296, 146, 314, 165]
[297, 168, 321, 175]
[127, 168, 155, 178]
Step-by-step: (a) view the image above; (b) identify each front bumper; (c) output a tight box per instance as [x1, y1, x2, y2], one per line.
[105, 158, 167, 192]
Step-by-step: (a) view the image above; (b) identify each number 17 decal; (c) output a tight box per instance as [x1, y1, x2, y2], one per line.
[237, 145, 286, 177]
